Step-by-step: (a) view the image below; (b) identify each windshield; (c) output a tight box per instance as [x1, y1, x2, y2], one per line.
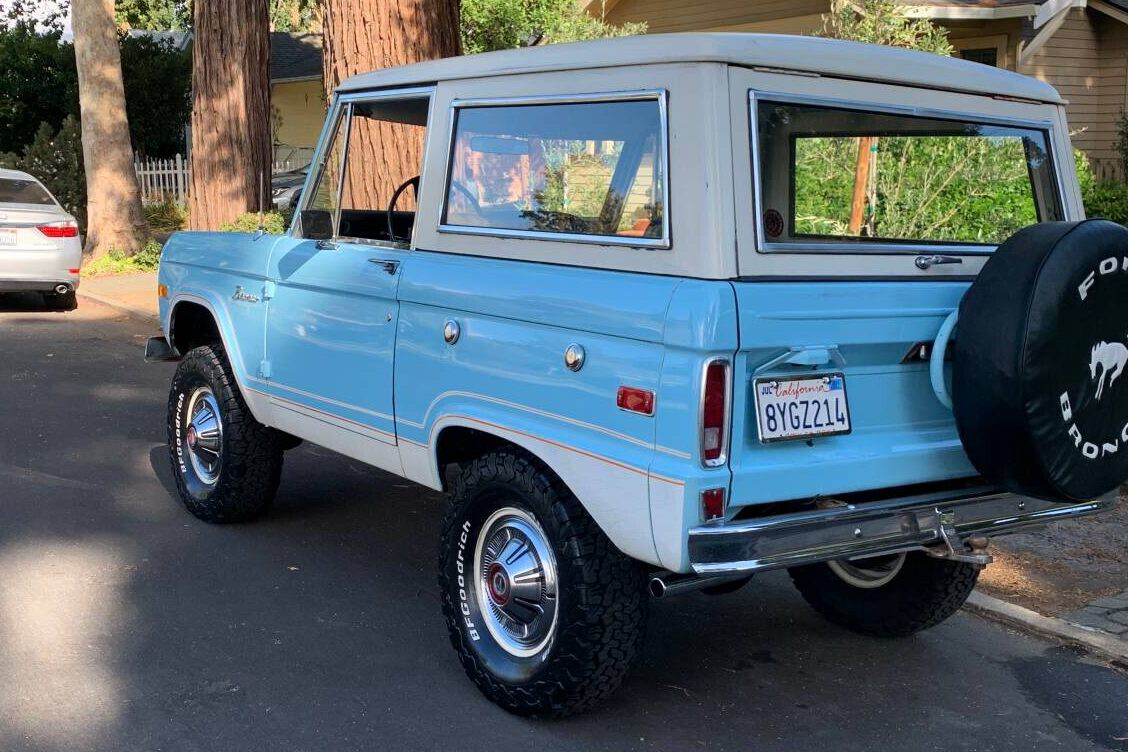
[0, 177, 56, 206]
[756, 100, 1062, 249]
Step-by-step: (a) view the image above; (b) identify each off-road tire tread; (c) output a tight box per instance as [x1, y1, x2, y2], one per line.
[167, 344, 282, 523]
[788, 554, 979, 638]
[439, 449, 647, 717]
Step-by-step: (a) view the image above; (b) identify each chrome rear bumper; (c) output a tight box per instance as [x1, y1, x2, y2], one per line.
[688, 487, 1114, 575]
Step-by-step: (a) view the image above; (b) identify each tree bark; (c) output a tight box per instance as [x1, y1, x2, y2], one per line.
[71, 0, 149, 259]
[189, 0, 272, 231]
[322, 0, 460, 209]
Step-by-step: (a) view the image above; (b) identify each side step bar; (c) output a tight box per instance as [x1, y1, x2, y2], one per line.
[687, 488, 1114, 576]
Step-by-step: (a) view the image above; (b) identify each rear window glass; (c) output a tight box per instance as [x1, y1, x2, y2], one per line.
[442, 97, 667, 245]
[0, 177, 55, 206]
[756, 101, 1062, 249]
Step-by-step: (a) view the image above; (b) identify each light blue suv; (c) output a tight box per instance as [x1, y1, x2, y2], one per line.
[147, 34, 1126, 716]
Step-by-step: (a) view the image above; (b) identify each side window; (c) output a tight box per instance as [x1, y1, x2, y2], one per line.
[300, 93, 431, 246]
[441, 96, 667, 245]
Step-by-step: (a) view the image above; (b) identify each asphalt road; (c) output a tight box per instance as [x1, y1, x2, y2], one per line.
[0, 293, 1125, 752]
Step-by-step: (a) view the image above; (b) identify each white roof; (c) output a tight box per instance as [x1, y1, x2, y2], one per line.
[0, 168, 38, 181]
[338, 32, 1062, 104]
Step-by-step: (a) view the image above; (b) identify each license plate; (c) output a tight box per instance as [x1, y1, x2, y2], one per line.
[0, 229, 15, 246]
[754, 373, 851, 443]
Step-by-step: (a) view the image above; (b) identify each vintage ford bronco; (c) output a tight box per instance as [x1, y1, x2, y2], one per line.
[147, 34, 1126, 716]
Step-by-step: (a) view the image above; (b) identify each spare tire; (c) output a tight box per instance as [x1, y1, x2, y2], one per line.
[953, 219, 1128, 502]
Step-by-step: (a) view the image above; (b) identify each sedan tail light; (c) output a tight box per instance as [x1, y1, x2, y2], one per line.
[701, 359, 730, 466]
[37, 221, 78, 238]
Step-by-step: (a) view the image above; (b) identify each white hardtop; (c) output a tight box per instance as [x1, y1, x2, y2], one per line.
[0, 168, 41, 182]
[338, 32, 1062, 104]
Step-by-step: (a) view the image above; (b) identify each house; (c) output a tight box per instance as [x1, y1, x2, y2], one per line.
[585, 0, 1128, 179]
[128, 30, 325, 169]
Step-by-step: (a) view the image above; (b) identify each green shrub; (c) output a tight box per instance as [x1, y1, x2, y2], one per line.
[144, 200, 188, 234]
[83, 239, 163, 277]
[16, 115, 86, 228]
[1083, 181, 1128, 226]
[219, 211, 289, 234]
[461, 0, 646, 54]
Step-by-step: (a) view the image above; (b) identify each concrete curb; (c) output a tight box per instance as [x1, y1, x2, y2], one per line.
[965, 590, 1128, 663]
[77, 289, 158, 324]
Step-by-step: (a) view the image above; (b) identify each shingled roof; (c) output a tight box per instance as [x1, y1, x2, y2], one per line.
[270, 32, 323, 82]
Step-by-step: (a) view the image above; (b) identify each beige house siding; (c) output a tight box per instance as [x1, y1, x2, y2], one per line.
[272, 79, 326, 151]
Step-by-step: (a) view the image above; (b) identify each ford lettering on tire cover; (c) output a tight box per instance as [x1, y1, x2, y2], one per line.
[953, 219, 1128, 501]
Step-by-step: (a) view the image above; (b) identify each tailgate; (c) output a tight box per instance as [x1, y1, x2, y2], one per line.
[729, 280, 977, 507]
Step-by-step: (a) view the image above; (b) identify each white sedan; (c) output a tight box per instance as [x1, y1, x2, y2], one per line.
[0, 168, 82, 310]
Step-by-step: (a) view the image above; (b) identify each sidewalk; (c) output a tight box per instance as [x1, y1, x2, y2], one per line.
[79, 271, 158, 321]
[73, 273, 1127, 662]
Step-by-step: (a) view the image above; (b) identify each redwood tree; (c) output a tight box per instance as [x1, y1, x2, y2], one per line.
[72, 0, 149, 258]
[189, 0, 272, 230]
[322, 0, 460, 209]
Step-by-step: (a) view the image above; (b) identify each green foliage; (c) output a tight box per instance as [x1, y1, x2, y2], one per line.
[818, 0, 953, 55]
[11, 115, 87, 228]
[144, 199, 188, 234]
[219, 211, 289, 234]
[0, 1, 70, 33]
[115, 0, 192, 30]
[1116, 112, 1128, 178]
[0, 24, 78, 154]
[461, 0, 646, 55]
[119, 34, 191, 157]
[83, 240, 163, 276]
[270, 0, 319, 32]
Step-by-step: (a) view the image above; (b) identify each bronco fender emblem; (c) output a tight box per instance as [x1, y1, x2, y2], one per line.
[232, 286, 260, 304]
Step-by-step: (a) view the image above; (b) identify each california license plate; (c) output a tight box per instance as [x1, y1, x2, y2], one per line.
[0, 229, 15, 246]
[754, 373, 851, 443]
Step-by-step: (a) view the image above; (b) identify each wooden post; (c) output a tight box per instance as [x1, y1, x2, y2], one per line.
[848, 136, 874, 236]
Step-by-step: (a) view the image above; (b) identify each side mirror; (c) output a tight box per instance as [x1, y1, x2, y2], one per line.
[301, 209, 333, 240]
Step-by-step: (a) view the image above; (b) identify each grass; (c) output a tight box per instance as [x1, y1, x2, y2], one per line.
[144, 200, 189, 234]
[82, 240, 163, 277]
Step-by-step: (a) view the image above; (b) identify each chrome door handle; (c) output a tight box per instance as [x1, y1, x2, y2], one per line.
[368, 258, 400, 275]
[914, 254, 963, 270]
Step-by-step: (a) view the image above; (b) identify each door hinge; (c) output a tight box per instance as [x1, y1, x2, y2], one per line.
[259, 360, 272, 379]
[263, 280, 276, 300]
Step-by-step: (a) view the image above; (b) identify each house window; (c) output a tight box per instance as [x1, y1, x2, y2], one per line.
[961, 48, 999, 67]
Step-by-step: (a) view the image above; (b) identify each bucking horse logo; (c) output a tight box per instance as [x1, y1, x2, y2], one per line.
[1089, 341, 1128, 400]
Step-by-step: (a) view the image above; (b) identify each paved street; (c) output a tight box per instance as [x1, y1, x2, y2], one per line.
[0, 294, 1125, 752]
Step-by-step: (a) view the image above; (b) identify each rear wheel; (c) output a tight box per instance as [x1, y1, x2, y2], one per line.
[167, 344, 282, 522]
[439, 449, 647, 717]
[789, 552, 978, 637]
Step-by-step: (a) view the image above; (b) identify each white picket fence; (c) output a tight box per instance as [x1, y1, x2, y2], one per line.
[133, 150, 315, 206]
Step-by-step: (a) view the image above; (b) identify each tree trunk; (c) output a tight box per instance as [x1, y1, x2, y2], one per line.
[71, 0, 149, 259]
[322, 0, 460, 209]
[189, 0, 272, 231]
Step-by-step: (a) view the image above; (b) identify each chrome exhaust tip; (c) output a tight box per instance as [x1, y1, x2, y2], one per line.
[54, 284, 70, 295]
[648, 572, 750, 598]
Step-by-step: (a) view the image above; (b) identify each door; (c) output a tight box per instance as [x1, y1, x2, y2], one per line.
[263, 90, 433, 472]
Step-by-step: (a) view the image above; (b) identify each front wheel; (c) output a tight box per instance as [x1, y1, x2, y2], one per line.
[439, 449, 647, 717]
[167, 344, 283, 522]
[789, 552, 978, 637]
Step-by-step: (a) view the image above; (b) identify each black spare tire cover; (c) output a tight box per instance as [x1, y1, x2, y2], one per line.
[953, 219, 1128, 502]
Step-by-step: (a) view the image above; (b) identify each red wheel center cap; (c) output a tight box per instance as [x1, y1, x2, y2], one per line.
[186, 425, 198, 450]
[487, 563, 510, 605]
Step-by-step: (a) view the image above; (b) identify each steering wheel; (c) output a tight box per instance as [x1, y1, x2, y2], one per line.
[448, 178, 484, 218]
[386, 175, 420, 243]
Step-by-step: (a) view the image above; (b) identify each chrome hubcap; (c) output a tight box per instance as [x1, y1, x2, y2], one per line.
[474, 508, 559, 658]
[185, 386, 223, 485]
[828, 553, 906, 589]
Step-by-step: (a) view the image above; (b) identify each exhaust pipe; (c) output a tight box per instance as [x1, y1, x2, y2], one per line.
[54, 284, 70, 295]
[648, 571, 750, 598]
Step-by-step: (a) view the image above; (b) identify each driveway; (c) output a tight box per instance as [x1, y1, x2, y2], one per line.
[0, 294, 1125, 752]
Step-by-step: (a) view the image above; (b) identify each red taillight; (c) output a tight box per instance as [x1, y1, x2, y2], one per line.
[701, 488, 726, 521]
[37, 222, 78, 238]
[617, 386, 655, 416]
[701, 359, 729, 465]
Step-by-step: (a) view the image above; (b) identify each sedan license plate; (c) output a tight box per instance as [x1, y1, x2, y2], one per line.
[0, 229, 15, 246]
[754, 373, 851, 443]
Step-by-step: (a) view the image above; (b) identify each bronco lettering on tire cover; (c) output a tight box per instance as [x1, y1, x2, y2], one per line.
[954, 219, 1128, 501]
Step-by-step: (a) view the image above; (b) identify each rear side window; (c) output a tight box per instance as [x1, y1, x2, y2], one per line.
[441, 95, 668, 246]
[755, 100, 1062, 250]
[0, 177, 55, 206]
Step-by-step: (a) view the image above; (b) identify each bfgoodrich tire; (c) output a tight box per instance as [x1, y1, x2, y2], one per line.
[439, 449, 647, 717]
[789, 553, 978, 637]
[167, 344, 282, 523]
